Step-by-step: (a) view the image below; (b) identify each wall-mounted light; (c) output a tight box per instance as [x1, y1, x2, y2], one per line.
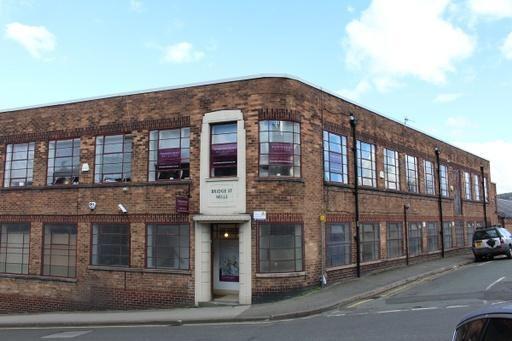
[224, 232, 229, 238]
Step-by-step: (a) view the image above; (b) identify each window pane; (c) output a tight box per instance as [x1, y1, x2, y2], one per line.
[91, 224, 130, 266]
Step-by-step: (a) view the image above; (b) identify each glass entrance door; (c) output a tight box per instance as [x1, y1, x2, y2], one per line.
[212, 224, 239, 298]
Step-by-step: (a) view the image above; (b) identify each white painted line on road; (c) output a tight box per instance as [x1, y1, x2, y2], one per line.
[326, 312, 346, 317]
[376, 309, 404, 314]
[476, 261, 491, 267]
[446, 305, 469, 309]
[411, 307, 438, 311]
[486, 276, 506, 291]
[0, 325, 170, 331]
[492, 301, 506, 305]
[353, 312, 369, 316]
[41, 330, 92, 339]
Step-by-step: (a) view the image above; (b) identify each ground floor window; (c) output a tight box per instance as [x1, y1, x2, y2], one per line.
[408, 223, 422, 256]
[43, 224, 77, 277]
[360, 223, 380, 262]
[443, 223, 453, 249]
[427, 222, 439, 252]
[466, 222, 475, 246]
[386, 223, 403, 258]
[326, 223, 351, 267]
[455, 221, 464, 248]
[259, 224, 303, 273]
[0, 223, 30, 274]
[91, 224, 130, 266]
[146, 224, 189, 270]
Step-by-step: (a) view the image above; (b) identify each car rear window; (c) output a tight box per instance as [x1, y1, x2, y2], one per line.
[474, 229, 498, 240]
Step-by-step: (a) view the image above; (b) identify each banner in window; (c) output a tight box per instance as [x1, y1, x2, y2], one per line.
[211, 143, 237, 166]
[328, 152, 343, 173]
[158, 148, 181, 168]
[269, 142, 293, 165]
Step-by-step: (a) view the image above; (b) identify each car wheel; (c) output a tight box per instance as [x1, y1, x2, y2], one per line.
[474, 255, 481, 262]
[507, 248, 512, 259]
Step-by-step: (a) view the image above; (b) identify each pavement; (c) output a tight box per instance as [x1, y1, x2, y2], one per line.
[0, 252, 474, 328]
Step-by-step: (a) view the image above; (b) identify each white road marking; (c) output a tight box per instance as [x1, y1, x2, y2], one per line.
[376, 309, 404, 314]
[492, 301, 506, 305]
[411, 307, 438, 311]
[41, 330, 92, 339]
[446, 305, 469, 309]
[486, 276, 506, 291]
[476, 261, 491, 267]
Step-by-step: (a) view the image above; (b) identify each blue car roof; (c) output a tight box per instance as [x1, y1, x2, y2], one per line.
[457, 304, 512, 327]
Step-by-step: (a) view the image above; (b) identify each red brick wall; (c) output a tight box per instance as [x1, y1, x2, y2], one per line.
[0, 76, 496, 312]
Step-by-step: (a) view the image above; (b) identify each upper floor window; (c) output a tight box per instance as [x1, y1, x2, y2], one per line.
[94, 135, 132, 183]
[47, 138, 80, 186]
[440, 164, 449, 197]
[149, 128, 190, 181]
[3, 142, 35, 188]
[473, 174, 480, 201]
[484, 177, 489, 203]
[259, 120, 300, 177]
[384, 149, 399, 190]
[356, 141, 376, 187]
[424, 160, 435, 195]
[405, 155, 418, 193]
[0, 223, 30, 274]
[463, 171, 472, 200]
[323, 131, 348, 184]
[210, 122, 237, 177]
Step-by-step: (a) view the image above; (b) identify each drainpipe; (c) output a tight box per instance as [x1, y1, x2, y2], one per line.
[435, 147, 445, 258]
[480, 166, 488, 228]
[350, 113, 361, 278]
[404, 204, 410, 266]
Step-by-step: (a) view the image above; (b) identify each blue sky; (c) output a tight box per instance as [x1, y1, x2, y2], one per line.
[1, 0, 511, 192]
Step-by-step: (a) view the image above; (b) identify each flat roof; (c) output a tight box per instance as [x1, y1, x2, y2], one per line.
[0, 73, 489, 163]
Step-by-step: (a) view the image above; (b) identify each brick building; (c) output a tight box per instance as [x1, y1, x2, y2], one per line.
[0, 75, 497, 313]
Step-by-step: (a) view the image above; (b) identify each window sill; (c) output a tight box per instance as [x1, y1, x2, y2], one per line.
[88, 265, 191, 275]
[0, 273, 77, 283]
[205, 177, 239, 182]
[385, 255, 406, 261]
[0, 180, 192, 192]
[326, 264, 355, 271]
[324, 181, 351, 189]
[255, 177, 304, 183]
[256, 271, 306, 278]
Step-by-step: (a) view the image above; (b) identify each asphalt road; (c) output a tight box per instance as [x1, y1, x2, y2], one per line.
[1, 257, 512, 341]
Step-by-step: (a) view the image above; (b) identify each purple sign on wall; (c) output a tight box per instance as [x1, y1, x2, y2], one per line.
[269, 142, 293, 165]
[211, 143, 237, 166]
[176, 196, 189, 213]
[158, 148, 181, 168]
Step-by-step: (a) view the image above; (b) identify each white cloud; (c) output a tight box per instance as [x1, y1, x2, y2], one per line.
[344, 0, 475, 89]
[501, 32, 512, 59]
[163, 42, 204, 63]
[434, 92, 463, 103]
[446, 115, 475, 128]
[454, 140, 512, 193]
[347, 5, 355, 13]
[130, 0, 143, 12]
[337, 80, 371, 101]
[469, 0, 512, 19]
[4, 22, 55, 59]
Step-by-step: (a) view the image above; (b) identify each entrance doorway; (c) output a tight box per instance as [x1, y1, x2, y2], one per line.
[212, 224, 239, 302]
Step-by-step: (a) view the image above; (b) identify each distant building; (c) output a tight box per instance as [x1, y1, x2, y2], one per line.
[0, 75, 498, 313]
[498, 198, 512, 231]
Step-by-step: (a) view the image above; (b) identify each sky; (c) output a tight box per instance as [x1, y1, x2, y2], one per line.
[0, 0, 511, 192]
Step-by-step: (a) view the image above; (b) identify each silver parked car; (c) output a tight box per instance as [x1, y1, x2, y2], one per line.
[453, 304, 512, 340]
[472, 227, 512, 261]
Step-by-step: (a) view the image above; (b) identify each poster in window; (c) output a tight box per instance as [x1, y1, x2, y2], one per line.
[269, 142, 293, 165]
[158, 148, 181, 168]
[211, 143, 237, 166]
[329, 152, 343, 173]
[219, 242, 239, 282]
